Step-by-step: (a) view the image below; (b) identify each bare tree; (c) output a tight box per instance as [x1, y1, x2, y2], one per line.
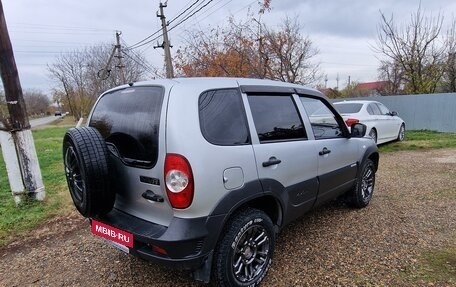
[377, 60, 404, 95]
[442, 17, 456, 92]
[376, 5, 446, 94]
[23, 89, 50, 116]
[262, 16, 320, 84]
[175, 15, 320, 85]
[48, 44, 151, 119]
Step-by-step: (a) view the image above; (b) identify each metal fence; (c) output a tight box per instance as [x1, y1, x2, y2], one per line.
[332, 93, 456, 133]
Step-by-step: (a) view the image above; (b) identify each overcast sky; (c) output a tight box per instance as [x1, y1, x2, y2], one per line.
[2, 0, 456, 95]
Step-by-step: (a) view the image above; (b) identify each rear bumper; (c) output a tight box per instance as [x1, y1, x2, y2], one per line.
[92, 208, 224, 270]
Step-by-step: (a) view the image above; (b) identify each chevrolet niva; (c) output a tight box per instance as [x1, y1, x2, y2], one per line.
[63, 77, 379, 286]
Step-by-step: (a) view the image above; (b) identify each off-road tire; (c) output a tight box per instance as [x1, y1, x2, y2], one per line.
[348, 159, 376, 208]
[63, 127, 114, 217]
[214, 208, 275, 287]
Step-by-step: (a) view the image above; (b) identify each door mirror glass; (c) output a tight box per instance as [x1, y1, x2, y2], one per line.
[390, 111, 398, 116]
[351, 123, 367, 138]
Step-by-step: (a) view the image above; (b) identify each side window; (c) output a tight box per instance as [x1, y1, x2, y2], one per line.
[367, 104, 375, 115]
[376, 103, 390, 115]
[300, 97, 344, 139]
[248, 94, 307, 143]
[199, 89, 250, 145]
[369, 103, 382, 115]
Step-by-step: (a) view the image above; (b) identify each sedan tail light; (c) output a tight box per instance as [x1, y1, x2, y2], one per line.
[345, 118, 359, 127]
[164, 153, 194, 209]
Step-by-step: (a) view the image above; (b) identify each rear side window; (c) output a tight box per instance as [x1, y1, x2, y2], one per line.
[89, 86, 164, 168]
[334, 103, 363, 114]
[368, 103, 382, 115]
[376, 103, 390, 115]
[248, 95, 307, 143]
[199, 89, 250, 145]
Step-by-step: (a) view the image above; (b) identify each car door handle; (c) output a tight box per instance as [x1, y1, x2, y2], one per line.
[262, 157, 282, 167]
[319, 147, 331, 156]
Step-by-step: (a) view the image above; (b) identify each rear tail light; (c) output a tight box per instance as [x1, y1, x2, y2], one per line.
[345, 118, 359, 127]
[164, 153, 194, 209]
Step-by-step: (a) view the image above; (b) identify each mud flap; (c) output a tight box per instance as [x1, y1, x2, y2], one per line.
[192, 251, 213, 283]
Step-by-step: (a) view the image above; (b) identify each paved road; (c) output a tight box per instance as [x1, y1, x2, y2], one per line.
[30, 115, 62, 128]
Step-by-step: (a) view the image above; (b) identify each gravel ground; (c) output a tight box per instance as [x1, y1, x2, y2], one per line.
[1, 148, 455, 287]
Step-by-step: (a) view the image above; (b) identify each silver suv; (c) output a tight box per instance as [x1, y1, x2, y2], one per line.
[63, 78, 378, 286]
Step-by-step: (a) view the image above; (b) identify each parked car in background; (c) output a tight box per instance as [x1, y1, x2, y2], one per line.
[333, 100, 405, 144]
[54, 111, 62, 116]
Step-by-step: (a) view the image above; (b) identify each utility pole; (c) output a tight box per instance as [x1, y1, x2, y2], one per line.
[253, 17, 265, 78]
[97, 31, 125, 83]
[336, 73, 340, 90]
[0, 0, 45, 202]
[115, 31, 126, 84]
[155, 2, 174, 78]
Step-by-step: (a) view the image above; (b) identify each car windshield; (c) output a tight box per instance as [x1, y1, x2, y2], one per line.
[334, 103, 363, 114]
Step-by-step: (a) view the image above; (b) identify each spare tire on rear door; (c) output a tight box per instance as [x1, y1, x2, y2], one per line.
[63, 126, 114, 217]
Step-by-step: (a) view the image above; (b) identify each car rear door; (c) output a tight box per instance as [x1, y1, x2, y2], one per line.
[242, 88, 319, 225]
[298, 95, 359, 206]
[376, 102, 401, 139]
[88, 86, 174, 226]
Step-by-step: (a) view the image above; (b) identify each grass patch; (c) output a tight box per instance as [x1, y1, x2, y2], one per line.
[407, 247, 456, 284]
[379, 130, 456, 152]
[0, 126, 73, 246]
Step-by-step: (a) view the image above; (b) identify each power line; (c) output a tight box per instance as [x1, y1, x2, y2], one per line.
[168, 0, 202, 25]
[126, 0, 203, 50]
[121, 50, 162, 78]
[127, 0, 214, 51]
[168, 0, 214, 33]
[9, 22, 114, 32]
[174, 0, 252, 38]
[126, 28, 162, 50]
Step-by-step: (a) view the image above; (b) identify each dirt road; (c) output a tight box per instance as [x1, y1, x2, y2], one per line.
[1, 149, 455, 286]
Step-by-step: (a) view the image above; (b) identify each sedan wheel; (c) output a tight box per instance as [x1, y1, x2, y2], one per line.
[397, 124, 405, 141]
[369, 129, 377, 144]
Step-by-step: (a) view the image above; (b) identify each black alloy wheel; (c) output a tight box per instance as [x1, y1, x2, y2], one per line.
[215, 208, 275, 287]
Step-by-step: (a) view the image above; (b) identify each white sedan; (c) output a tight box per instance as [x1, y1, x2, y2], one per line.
[333, 100, 405, 144]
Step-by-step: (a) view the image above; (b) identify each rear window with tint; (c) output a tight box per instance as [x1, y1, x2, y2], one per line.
[334, 103, 363, 114]
[199, 89, 250, 145]
[89, 86, 164, 168]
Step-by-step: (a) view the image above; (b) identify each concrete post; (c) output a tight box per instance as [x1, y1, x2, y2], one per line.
[0, 130, 25, 204]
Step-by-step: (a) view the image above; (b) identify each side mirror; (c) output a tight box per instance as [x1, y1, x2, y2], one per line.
[351, 123, 367, 138]
[390, 111, 398, 116]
